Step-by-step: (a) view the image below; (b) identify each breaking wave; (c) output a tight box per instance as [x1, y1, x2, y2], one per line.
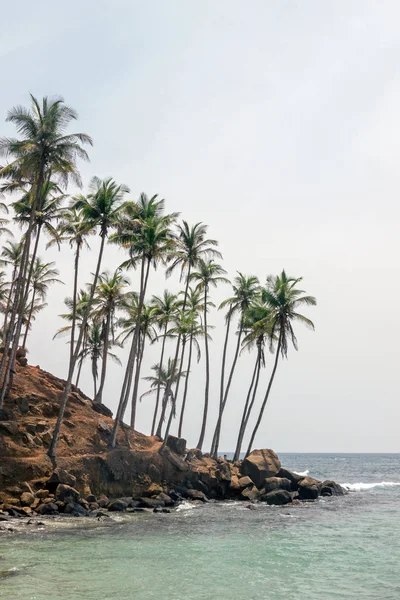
[341, 481, 400, 492]
[293, 469, 309, 477]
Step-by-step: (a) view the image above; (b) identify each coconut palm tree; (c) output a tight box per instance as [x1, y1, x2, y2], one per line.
[109, 194, 177, 447]
[92, 269, 129, 404]
[245, 271, 316, 456]
[149, 290, 180, 435]
[211, 273, 260, 457]
[0, 95, 92, 407]
[22, 258, 63, 349]
[0, 240, 23, 337]
[190, 259, 229, 450]
[232, 301, 272, 461]
[48, 176, 129, 458]
[49, 207, 95, 363]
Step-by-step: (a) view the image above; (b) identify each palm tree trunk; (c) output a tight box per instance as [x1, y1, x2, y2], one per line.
[178, 333, 193, 438]
[92, 356, 98, 398]
[212, 323, 243, 457]
[197, 288, 209, 451]
[109, 257, 150, 448]
[22, 289, 36, 350]
[70, 242, 80, 365]
[3, 266, 17, 338]
[173, 337, 187, 422]
[75, 328, 87, 388]
[130, 336, 146, 430]
[233, 349, 262, 461]
[245, 333, 282, 457]
[94, 310, 112, 404]
[151, 322, 168, 435]
[48, 233, 107, 459]
[211, 310, 231, 455]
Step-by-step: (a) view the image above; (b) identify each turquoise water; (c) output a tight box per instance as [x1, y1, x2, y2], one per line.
[1, 454, 399, 600]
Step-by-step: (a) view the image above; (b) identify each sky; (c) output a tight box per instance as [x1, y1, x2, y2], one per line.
[1, 0, 399, 452]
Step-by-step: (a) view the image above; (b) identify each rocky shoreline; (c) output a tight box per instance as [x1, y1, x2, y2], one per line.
[0, 447, 346, 533]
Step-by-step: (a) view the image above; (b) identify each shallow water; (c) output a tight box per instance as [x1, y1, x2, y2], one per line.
[1, 453, 399, 600]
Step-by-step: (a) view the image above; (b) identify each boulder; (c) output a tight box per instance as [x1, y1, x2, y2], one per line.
[64, 502, 88, 517]
[0, 421, 18, 436]
[240, 449, 281, 488]
[47, 468, 76, 489]
[240, 485, 261, 502]
[36, 489, 49, 499]
[229, 475, 241, 492]
[263, 477, 292, 493]
[16, 347, 27, 359]
[238, 476, 253, 489]
[37, 502, 58, 515]
[55, 484, 80, 503]
[216, 462, 232, 482]
[97, 494, 110, 508]
[18, 357, 28, 367]
[108, 500, 127, 512]
[20, 492, 35, 506]
[185, 448, 203, 461]
[86, 494, 97, 503]
[139, 497, 165, 509]
[321, 480, 346, 497]
[157, 492, 174, 507]
[166, 435, 186, 455]
[277, 468, 306, 489]
[262, 489, 293, 506]
[298, 476, 322, 500]
[184, 489, 208, 502]
[91, 402, 113, 418]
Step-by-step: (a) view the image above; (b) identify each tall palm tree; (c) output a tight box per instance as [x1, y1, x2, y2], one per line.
[50, 207, 95, 364]
[190, 259, 229, 450]
[232, 301, 272, 461]
[22, 258, 63, 349]
[149, 290, 179, 435]
[245, 271, 316, 456]
[159, 222, 221, 453]
[48, 176, 129, 458]
[0, 95, 92, 407]
[92, 269, 129, 404]
[109, 194, 177, 447]
[0, 240, 23, 337]
[211, 273, 260, 457]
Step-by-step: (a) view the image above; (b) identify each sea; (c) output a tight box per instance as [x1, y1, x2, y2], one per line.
[0, 453, 399, 600]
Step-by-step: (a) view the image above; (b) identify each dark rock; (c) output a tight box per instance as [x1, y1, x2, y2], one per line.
[238, 476, 254, 489]
[97, 419, 112, 434]
[86, 494, 97, 503]
[37, 502, 58, 515]
[167, 490, 182, 503]
[91, 402, 113, 418]
[0, 421, 18, 435]
[0, 409, 10, 421]
[139, 497, 165, 509]
[16, 347, 26, 359]
[185, 448, 203, 461]
[64, 420, 76, 429]
[298, 476, 322, 500]
[47, 468, 76, 489]
[240, 485, 261, 502]
[321, 480, 346, 497]
[166, 435, 186, 455]
[184, 489, 208, 502]
[18, 357, 28, 367]
[108, 500, 127, 512]
[97, 495, 110, 508]
[15, 397, 30, 414]
[240, 449, 281, 488]
[55, 484, 80, 503]
[157, 493, 174, 507]
[263, 477, 292, 493]
[64, 502, 88, 517]
[277, 468, 304, 489]
[216, 462, 232, 482]
[36, 489, 49, 499]
[262, 489, 293, 505]
[0, 514, 10, 522]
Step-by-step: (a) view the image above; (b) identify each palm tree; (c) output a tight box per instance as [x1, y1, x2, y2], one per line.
[48, 176, 129, 458]
[190, 259, 229, 450]
[22, 258, 63, 349]
[232, 301, 272, 461]
[78, 319, 122, 398]
[142, 358, 186, 441]
[50, 207, 95, 364]
[245, 271, 316, 456]
[0, 95, 92, 407]
[92, 269, 129, 404]
[149, 290, 179, 435]
[109, 194, 177, 447]
[211, 273, 260, 457]
[0, 240, 23, 337]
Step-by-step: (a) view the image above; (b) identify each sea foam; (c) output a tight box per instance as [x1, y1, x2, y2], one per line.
[341, 481, 400, 492]
[293, 469, 309, 477]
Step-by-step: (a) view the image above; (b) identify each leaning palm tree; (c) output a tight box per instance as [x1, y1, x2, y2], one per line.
[48, 176, 129, 458]
[245, 271, 316, 456]
[0, 95, 92, 407]
[0, 240, 23, 336]
[149, 290, 180, 435]
[232, 301, 272, 461]
[211, 273, 260, 457]
[109, 194, 177, 448]
[92, 269, 129, 404]
[190, 259, 229, 450]
[22, 258, 63, 349]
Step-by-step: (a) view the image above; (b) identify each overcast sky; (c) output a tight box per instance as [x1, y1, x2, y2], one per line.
[1, 1, 399, 453]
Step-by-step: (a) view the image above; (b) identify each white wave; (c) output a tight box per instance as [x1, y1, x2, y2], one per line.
[341, 481, 400, 492]
[293, 469, 309, 477]
[176, 501, 194, 512]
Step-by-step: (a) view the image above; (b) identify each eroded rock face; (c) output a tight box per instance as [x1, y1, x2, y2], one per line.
[240, 449, 281, 488]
